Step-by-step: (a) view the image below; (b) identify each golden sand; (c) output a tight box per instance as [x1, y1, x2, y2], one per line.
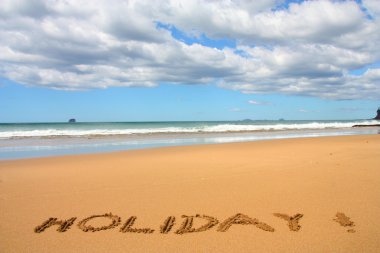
[1, 135, 380, 252]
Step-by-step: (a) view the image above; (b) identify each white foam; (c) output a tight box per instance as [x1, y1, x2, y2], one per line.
[0, 121, 377, 139]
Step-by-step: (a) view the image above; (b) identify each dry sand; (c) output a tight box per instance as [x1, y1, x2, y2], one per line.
[1, 135, 380, 253]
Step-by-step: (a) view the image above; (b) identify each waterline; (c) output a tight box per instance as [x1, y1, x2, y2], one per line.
[1, 127, 379, 160]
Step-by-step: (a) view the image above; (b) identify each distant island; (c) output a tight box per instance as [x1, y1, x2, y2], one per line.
[352, 107, 380, 127]
[68, 118, 76, 123]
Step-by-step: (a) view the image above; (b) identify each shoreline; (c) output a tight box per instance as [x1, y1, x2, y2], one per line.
[0, 133, 378, 161]
[1, 127, 379, 160]
[1, 134, 380, 252]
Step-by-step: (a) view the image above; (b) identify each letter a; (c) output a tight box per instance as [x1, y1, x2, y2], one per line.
[217, 213, 274, 232]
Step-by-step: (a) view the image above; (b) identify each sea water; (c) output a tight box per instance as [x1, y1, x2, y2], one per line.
[0, 120, 379, 159]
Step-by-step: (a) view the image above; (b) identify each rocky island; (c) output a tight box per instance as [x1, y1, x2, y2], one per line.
[374, 107, 380, 120]
[352, 107, 380, 127]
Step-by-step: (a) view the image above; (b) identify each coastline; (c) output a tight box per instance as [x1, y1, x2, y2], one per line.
[1, 134, 380, 252]
[1, 125, 379, 160]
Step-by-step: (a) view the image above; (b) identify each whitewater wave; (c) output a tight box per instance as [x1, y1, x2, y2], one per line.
[0, 121, 377, 139]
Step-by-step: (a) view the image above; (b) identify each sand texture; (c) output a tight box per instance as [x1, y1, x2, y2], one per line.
[1, 135, 380, 252]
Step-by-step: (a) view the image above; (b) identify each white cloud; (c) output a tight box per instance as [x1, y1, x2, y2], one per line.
[248, 100, 260, 104]
[362, 0, 380, 18]
[0, 0, 379, 99]
[156, 0, 367, 46]
[248, 100, 270, 105]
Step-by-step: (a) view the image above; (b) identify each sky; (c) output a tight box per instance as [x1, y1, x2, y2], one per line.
[0, 0, 380, 122]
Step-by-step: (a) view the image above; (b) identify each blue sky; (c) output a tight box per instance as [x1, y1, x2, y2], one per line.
[1, 78, 377, 122]
[0, 0, 379, 122]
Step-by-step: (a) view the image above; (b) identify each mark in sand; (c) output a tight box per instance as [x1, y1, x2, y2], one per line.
[176, 214, 219, 234]
[160, 216, 176, 234]
[120, 216, 155, 234]
[33, 212, 358, 234]
[77, 213, 121, 232]
[217, 213, 275, 232]
[273, 213, 303, 231]
[333, 212, 356, 233]
[34, 217, 77, 233]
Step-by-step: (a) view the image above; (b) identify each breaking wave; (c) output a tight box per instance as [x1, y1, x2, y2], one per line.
[0, 120, 377, 139]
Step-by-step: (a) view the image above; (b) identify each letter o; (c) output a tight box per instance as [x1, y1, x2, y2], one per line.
[77, 213, 121, 232]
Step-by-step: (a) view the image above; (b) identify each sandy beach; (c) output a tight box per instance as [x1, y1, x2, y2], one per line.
[1, 135, 380, 253]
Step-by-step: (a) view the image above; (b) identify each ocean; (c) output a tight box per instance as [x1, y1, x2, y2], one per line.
[0, 120, 379, 160]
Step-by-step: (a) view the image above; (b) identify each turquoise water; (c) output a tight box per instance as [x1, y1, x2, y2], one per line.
[0, 120, 379, 159]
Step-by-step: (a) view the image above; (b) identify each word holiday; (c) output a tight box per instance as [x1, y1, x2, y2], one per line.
[34, 212, 356, 234]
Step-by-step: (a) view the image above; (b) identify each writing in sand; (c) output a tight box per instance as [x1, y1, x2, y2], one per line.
[34, 212, 356, 234]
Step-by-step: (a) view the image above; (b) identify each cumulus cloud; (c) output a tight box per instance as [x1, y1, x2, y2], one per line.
[0, 0, 379, 99]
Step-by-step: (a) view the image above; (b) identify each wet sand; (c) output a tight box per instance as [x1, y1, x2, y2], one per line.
[1, 135, 380, 252]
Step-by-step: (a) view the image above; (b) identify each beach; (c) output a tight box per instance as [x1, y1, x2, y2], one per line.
[1, 134, 380, 252]
[1, 120, 379, 160]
